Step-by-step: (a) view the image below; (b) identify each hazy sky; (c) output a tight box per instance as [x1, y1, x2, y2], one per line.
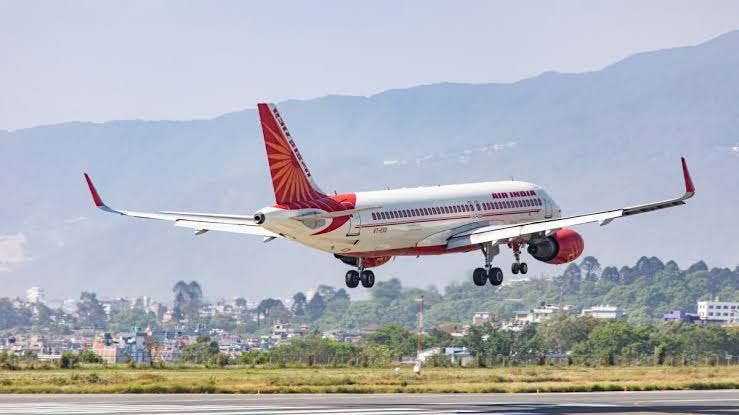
[2, 1, 739, 131]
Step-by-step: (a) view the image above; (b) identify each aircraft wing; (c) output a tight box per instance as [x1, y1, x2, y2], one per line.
[83, 174, 280, 238]
[447, 158, 695, 249]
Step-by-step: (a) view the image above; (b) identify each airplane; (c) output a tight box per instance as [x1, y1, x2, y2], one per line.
[84, 103, 696, 289]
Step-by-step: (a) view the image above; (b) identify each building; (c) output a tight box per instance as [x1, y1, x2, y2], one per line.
[513, 304, 572, 324]
[444, 347, 474, 366]
[697, 299, 739, 324]
[472, 312, 493, 326]
[92, 329, 151, 364]
[580, 305, 625, 320]
[663, 310, 698, 323]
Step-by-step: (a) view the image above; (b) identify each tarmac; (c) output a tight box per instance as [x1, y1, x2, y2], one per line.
[0, 390, 737, 414]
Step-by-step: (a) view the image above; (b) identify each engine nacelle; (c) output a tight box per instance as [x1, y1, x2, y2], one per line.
[527, 228, 584, 264]
[334, 254, 392, 269]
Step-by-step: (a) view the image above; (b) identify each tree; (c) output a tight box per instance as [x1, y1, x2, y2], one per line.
[291, 292, 307, 317]
[78, 350, 103, 363]
[180, 335, 220, 364]
[59, 351, 79, 369]
[634, 256, 665, 277]
[687, 260, 708, 274]
[366, 323, 417, 358]
[110, 309, 157, 332]
[371, 278, 403, 306]
[572, 321, 652, 363]
[555, 263, 582, 292]
[76, 292, 107, 329]
[601, 266, 621, 284]
[256, 298, 287, 326]
[535, 315, 600, 354]
[145, 336, 163, 366]
[0, 298, 30, 330]
[316, 285, 336, 300]
[305, 292, 326, 321]
[172, 281, 203, 320]
[580, 256, 601, 282]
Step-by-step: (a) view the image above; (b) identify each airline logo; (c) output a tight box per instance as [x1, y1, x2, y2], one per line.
[258, 104, 325, 204]
[492, 190, 537, 199]
[272, 107, 314, 179]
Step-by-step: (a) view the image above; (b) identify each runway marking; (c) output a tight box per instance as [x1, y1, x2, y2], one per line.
[0, 404, 446, 415]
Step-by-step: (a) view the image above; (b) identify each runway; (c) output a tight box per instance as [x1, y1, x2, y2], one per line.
[0, 390, 737, 414]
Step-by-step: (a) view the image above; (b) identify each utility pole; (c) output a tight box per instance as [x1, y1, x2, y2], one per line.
[414, 295, 424, 375]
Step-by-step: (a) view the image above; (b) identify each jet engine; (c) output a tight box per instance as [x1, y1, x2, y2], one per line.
[527, 228, 584, 264]
[334, 254, 392, 269]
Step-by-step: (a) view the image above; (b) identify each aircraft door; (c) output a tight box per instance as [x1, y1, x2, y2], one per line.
[544, 198, 553, 218]
[347, 213, 361, 236]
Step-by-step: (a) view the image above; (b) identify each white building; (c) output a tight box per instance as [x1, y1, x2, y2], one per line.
[26, 287, 46, 304]
[513, 304, 572, 324]
[581, 305, 625, 320]
[697, 300, 739, 324]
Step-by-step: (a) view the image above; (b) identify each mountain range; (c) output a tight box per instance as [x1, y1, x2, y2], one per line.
[1, 30, 738, 301]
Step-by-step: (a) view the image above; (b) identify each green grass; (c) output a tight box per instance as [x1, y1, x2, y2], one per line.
[0, 365, 737, 393]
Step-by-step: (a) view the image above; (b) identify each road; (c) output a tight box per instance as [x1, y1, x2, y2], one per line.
[0, 390, 737, 414]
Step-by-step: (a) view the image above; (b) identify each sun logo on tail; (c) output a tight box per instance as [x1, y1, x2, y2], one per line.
[258, 104, 326, 204]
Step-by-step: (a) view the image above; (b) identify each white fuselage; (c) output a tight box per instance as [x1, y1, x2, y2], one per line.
[258, 180, 562, 258]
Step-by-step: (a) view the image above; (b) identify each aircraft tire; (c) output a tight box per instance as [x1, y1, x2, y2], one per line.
[473, 268, 487, 286]
[360, 270, 375, 288]
[345, 270, 360, 288]
[489, 267, 504, 286]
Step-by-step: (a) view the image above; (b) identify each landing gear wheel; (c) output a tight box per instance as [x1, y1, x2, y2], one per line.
[360, 270, 375, 288]
[519, 262, 528, 275]
[489, 267, 504, 286]
[345, 270, 359, 288]
[472, 268, 487, 286]
[511, 262, 520, 274]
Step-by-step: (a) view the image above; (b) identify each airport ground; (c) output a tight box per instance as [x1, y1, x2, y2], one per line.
[0, 365, 737, 394]
[0, 390, 737, 414]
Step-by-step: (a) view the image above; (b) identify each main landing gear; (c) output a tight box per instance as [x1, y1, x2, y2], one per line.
[510, 242, 528, 275]
[473, 242, 504, 286]
[345, 258, 375, 289]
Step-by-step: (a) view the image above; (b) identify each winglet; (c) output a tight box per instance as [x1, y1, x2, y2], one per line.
[84, 173, 106, 208]
[681, 157, 695, 195]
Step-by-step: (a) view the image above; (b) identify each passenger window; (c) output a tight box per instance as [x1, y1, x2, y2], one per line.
[372, 213, 377, 220]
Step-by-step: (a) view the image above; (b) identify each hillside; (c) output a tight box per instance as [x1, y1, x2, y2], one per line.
[306, 256, 739, 329]
[1, 31, 738, 299]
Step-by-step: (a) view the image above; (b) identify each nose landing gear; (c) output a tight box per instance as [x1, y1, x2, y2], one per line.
[510, 242, 528, 275]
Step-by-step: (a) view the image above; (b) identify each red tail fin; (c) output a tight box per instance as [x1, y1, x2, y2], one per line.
[258, 103, 326, 204]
